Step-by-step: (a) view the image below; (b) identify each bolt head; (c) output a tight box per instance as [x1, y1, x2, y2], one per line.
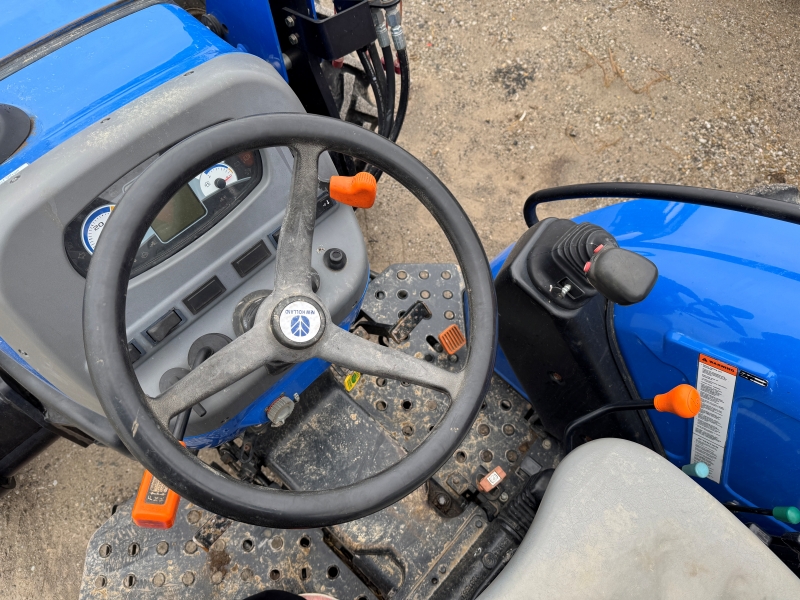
[288, 33, 300, 45]
[542, 438, 553, 450]
[285, 15, 295, 27]
[499, 492, 509, 502]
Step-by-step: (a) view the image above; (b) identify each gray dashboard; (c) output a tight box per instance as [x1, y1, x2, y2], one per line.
[0, 53, 368, 438]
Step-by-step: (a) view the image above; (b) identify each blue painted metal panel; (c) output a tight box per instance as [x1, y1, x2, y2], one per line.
[0, 0, 111, 60]
[206, 0, 288, 80]
[575, 200, 800, 534]
[0, 4, 236, 180]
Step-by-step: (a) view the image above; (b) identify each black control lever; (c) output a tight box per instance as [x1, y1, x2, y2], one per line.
[526, 219, 658, 308]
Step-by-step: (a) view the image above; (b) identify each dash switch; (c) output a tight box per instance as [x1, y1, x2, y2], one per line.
[146, 310, 182, 344]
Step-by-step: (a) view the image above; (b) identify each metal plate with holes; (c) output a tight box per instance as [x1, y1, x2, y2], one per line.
[80, 263, 563, 600]
[359, 264, 468, 367]
[79, 499, 371, 600]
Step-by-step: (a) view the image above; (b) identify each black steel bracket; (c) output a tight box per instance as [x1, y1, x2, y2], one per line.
[284, 0, 376, 61]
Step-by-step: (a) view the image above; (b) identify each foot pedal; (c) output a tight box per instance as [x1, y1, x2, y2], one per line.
[439, 323, 466, 355]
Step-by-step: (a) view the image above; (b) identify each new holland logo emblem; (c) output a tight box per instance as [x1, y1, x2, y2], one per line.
[279, 300, 322, 343]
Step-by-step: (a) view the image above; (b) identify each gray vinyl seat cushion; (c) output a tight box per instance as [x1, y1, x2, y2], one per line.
[477, 438, 800, 599]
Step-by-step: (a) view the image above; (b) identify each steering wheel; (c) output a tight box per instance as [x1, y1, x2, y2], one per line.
[83, 114, 496, 528]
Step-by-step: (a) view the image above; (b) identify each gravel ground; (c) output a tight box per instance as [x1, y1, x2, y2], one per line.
[3, 1, 800, 598]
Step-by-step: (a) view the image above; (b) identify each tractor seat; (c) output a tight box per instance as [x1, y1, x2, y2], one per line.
[477, 438, 800, 599]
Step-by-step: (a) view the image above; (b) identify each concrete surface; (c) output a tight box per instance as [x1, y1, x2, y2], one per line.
[3, 0, 800, 597]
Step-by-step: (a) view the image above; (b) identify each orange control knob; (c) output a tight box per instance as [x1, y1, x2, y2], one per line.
[654, 384, 701, 418]
[329, 172, 377, 208]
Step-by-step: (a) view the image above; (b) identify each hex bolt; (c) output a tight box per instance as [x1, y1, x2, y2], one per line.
[436, 493, 449, 506]
[211, 539, 226, 552]
[212, 571, 224, 585]
[187, 510, 202, 524]
[542, 438, 553, 450]
[499, 492, 509, 503]
[182, 571, 195, 586]
[439, 565, 447, 574]
[288, 33, 300, 45]
[156, 541, 169, 555]
[482, 552, 497, 569]
[153, 573, 166, 587]
[285, 15, 295, 27]
[475, 519, 483, 528]
[184, 541, 198, 554]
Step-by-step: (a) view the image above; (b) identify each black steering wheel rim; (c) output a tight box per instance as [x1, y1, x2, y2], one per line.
[83, 113, 496, 528]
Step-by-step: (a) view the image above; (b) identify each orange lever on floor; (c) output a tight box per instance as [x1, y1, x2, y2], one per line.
[131, 469, 181, 529]
[654, 384, 702, 418]
[329, 172, 377, 208]
[132, 441, 185, 529]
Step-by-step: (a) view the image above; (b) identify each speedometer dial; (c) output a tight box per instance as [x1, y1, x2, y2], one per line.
[198, 163, 238, 198]
[81, 204, 114, 254]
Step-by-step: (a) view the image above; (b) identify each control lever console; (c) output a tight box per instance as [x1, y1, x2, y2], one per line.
[526, 219, 658, 308]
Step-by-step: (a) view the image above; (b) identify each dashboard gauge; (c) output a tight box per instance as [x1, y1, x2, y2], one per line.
[198, 163, 238, 197]
[65, 151, 262, 279]
[81, 204, 115, 254]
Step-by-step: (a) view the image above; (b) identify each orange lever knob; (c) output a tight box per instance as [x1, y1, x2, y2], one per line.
[329, 172, 377, 208]
[131, 441, 185, 529]
[653, 384, 701, 418]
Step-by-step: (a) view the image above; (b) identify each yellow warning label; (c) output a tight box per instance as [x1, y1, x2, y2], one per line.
[344, 371, 361, 392]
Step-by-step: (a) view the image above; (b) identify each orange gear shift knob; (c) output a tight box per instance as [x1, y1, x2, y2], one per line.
[653, 384, 701, 418]
[329, 172, 377, 208]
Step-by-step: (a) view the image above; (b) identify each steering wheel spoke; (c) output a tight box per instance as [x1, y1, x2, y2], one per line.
[273, 143, 326, 295]
[316, 326, 464, 398]
[149, 325, 279, 426]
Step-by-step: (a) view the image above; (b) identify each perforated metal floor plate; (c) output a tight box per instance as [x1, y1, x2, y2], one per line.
[79, 499, 372, 599]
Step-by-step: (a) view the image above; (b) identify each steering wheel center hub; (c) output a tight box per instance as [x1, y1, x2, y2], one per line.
[271, 296, 326, 348]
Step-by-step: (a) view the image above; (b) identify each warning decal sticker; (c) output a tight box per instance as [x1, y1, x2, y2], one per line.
[690, 353, 738, 483]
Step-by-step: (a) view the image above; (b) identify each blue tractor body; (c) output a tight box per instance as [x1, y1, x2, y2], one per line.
[494, 200, 800, 536]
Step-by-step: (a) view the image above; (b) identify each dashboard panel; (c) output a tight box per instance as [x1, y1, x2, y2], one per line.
[63, 151, 263, 278]
[0, 53, 369, 441]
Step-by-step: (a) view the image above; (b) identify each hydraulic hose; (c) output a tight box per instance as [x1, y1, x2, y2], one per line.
[368, 43, 392, 136]
[381, 45, 396, 134]
[524, 182, 800, 227]
[357, 47, 386, 139]
[390, 47, 410, 142]
[357, 47, 386, 178]
[0, 351, 131, 458]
